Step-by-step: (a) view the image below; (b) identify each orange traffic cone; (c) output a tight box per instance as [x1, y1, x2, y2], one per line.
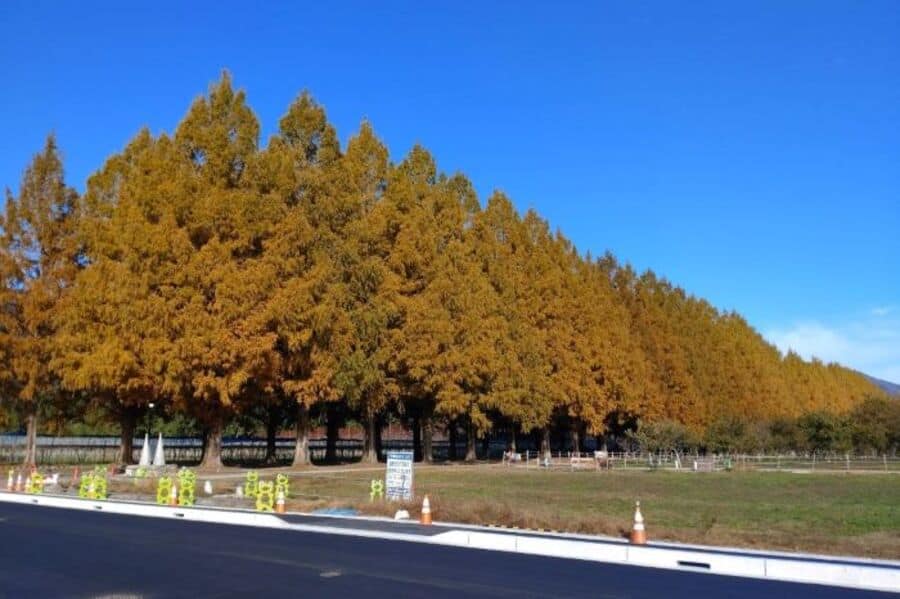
[630, 501, 647, 545]
[420, 495, 432, 525]
[170, 484, 178, 507]
[276, 490, 286, 514]
[15, 473, 23, 492]
[71, 466, 80, 490]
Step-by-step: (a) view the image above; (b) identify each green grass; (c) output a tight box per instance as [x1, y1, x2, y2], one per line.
[85, 462, 900, 558]
[288, 466, 900, 558]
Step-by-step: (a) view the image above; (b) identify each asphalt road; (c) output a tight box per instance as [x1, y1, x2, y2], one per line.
[0, 502, 891, 598]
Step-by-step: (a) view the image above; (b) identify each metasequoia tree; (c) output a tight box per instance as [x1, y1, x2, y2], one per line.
[331, 122, 400, 463]
[53, 130, 187, 463]
[1, 136, 81, 466]
[259, 91, 346, 466]
[167, 73, 280, 468]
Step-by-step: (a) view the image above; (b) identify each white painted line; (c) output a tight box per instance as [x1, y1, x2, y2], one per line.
[1, 491, 897, 593]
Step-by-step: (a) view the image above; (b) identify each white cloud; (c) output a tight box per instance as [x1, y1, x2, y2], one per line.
[871, 306, 894, 317]
[765, 314, 900, 383]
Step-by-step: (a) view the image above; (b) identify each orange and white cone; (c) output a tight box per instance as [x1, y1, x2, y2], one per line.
[15, 473, 23, 492]
[630, 501, 646, 545]
[169, 484, 178, 506]
[71, 466, 80, 489]
[276, 489, 286, 514]
[420, 495, 432, 525]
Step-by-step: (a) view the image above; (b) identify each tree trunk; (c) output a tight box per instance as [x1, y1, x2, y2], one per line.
[326, 407, 339, 462]
[22, 405, 38, 467]
[118, 407, 137, 465]
[422, 416, 433, 463]
[412, 415, 422, 462]
[362, 411, 378, 463]
[541, 427, 551, 461]
[264, 407, 278, 465]
[200, 411, 225, 470]
[571, 422, 581, 455]
[374, 415, 383, 460]
[448, 420, 458, 461]
[292, 403, 310, 467]
[465, 419, 477, 462]
[480, 430, 490, 458]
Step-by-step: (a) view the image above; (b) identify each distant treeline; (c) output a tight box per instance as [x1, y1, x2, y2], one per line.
[0, 73, 890, 467]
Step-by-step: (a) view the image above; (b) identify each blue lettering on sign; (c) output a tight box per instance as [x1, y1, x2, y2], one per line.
[385, 450, 414, 501]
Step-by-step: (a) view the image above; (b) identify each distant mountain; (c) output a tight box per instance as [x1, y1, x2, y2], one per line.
[866, 375, 900, 396]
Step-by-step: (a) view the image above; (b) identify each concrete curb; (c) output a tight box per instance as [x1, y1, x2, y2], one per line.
[431, 530, 900, 592]
[2, 491, 897, 593]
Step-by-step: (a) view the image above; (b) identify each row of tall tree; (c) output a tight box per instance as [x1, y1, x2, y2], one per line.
[630, 397, 900, 455]
[1, 74, 886, 467]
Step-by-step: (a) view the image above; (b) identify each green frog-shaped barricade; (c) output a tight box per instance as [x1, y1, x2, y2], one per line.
[370, 479, 384, 501]
[26, 472, 44, 494]
[157, 476, 173, 505]
[275, 473, 290, 499]
[177, 468, 197, 506]
[244, 471, 259, 499]
[78, 470, 107, 500]
[256, 481, 275, 512]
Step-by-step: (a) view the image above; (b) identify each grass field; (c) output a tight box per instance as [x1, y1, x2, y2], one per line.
[74, 462, 900, 559]
[278, 466, 900, 559]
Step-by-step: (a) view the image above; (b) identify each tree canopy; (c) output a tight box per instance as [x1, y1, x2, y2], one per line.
[1, 73, 889, 465]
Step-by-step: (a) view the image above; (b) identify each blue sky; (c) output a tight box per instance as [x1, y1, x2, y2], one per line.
[2, 1, 898, 380]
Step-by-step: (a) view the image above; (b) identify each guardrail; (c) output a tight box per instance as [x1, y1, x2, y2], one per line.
[2, 434, 897, 470]
[512, 451, 900, 472]
[0, 435, 472, 465]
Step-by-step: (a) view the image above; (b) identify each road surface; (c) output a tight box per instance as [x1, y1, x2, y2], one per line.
[0, 502, 890, 598]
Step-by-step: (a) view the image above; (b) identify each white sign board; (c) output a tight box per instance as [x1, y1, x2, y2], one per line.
[385, 450, 414, 501]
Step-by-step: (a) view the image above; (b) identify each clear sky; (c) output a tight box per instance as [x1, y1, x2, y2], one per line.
[2, 1, 898, 380]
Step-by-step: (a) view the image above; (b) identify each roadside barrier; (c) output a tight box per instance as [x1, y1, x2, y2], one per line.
[256, 481, 275, 512]
[7, 469, 13, 491]
[156, 477, 173, 505]
[275, 473, 290, 499]
[78, 470, 107, 500]
[244, 471, 259, 499]
[177, 469, 196, 507]
[370, 479, 384, 501]
[26, 472, 44, 495]
[630, 501, 646, 544]
[420, 495, 432, 525]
